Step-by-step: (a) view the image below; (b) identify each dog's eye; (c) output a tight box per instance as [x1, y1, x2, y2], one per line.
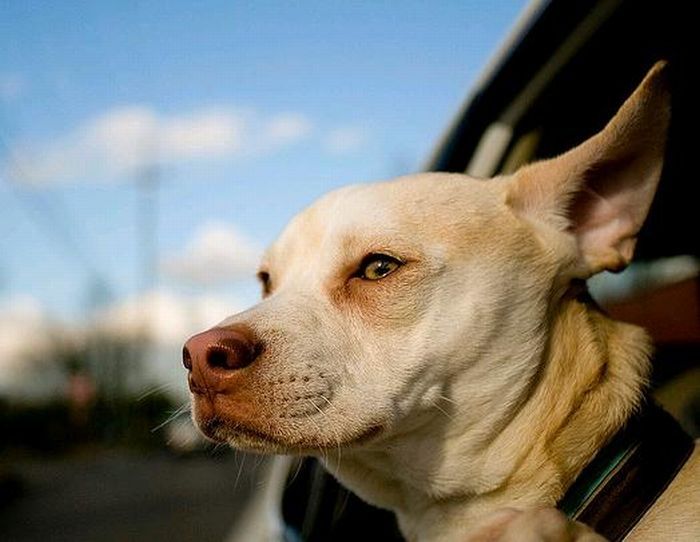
[358, 254, 402, 280]
[257, 270, 272, 296]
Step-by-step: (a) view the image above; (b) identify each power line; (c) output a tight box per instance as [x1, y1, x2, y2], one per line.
[0, 130, 112, 293]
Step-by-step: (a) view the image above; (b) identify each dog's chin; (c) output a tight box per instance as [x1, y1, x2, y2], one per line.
[194, 414, 285, 453]
[193, 411, 384, 455]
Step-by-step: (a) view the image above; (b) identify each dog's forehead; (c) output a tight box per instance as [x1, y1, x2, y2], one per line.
[264, 173, 507, 268]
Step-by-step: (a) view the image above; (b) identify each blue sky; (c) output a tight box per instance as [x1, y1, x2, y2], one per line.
[0, 0, 526, 320]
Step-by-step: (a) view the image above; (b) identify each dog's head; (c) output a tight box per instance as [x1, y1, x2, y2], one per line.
[184, 63, 670, 457]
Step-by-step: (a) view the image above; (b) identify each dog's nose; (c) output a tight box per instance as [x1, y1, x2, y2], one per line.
[183, 325, 260, 381]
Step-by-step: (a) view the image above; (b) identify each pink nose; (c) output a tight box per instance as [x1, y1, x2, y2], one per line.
[183, 325, 260, 392]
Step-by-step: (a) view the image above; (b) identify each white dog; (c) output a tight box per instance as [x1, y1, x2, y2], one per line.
[183, 62, 698, 541]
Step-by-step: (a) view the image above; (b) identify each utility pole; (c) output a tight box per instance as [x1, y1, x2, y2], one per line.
[138, 161, 159, 293]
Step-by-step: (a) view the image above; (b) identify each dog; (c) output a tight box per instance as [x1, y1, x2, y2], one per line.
[183, 62, 699, 541]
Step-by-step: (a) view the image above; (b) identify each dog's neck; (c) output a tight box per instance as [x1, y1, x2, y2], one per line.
[328, 293, 652, 541]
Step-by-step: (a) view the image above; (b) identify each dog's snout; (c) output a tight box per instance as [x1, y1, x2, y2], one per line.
[183, 325, 261, 391]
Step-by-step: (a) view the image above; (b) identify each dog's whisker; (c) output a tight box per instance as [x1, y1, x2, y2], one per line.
[319, 394, 343, 475]
[318, 394, 334, 409]
[233, 452, 247, 491]
[307, 397, 326, 418]
[430, 399, 455, 421]
[210, 442, 225, 455]
[287, 457, 305, 488]
[436, 394, 457, 405]
[150, 402, 191, 433]
[302, 402, 329, 464]
[137, 382, 176, 401]
[253, 451, 266, 470]
[307, 396, 343, 476]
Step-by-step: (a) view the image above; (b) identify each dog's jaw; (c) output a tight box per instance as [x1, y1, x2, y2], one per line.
[326, 295, 651, 542]
[194, 409, 384, 455]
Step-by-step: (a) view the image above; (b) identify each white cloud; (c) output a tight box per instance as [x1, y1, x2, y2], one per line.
[6, 105, 313, 185]
[265, 113, 313, 146]
[162, 221, 261, 285]
[158, 107, 246, 159]
[0, 73, 24, 101]
[324, 125, 368, 154]
[94, 289, 240, 346]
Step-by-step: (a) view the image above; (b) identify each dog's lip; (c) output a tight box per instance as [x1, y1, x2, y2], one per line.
[196, 413, 384, 453]
[188, 373, 234, 396]
[188, 381, 220, 396]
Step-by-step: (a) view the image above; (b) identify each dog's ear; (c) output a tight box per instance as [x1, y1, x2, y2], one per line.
[506, 61, 671, 276]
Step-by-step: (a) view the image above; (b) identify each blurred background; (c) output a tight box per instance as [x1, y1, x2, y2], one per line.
[2, 1, 699, 541]
[0, 1, 526, 540]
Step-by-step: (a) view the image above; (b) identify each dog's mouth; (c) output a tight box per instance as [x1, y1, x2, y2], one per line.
[188, 368, 385, 453]
[194, 410, 384, 454]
